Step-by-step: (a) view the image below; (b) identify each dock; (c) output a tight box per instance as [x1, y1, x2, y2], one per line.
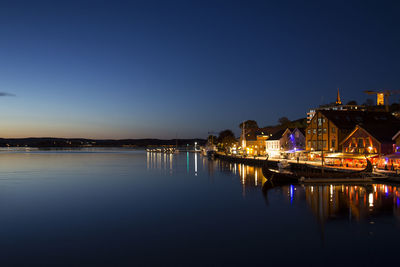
[214, 153, 399, 183]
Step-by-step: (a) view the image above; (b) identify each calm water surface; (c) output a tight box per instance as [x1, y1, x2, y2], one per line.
[0, 149, 399, 266]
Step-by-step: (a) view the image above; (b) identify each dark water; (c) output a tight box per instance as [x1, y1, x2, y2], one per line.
[0, 149, 399, 266]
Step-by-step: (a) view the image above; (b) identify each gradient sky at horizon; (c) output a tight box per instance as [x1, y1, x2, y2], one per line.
[0, 0, 399, 139]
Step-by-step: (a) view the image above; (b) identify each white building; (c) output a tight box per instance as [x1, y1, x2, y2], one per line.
[265, 129, 285, 158]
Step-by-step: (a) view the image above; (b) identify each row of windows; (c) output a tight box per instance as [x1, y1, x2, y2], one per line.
[307, 139, 336, 148]
[266, 142, 280, 149]
[307, 127, 336, 135]
[348, 137, 371, 148]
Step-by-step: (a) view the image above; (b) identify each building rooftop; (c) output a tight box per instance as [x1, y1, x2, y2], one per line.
[267, 129, 286, 141]
[319, 110, 400, 130]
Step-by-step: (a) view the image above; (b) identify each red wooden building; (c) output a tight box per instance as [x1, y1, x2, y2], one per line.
[340, 125, 396, 155]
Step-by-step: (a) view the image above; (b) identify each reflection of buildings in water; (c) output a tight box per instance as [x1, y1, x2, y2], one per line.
[146, 152, 175, 174]
[186, 152, 189, 173]
[205, 157, 215, 177]
[216, 160, 267, 196]
[261, 182, 400, 225]
[194, 153, 198, 176]
[304, 184, 400, 223]
[147, 151, 203, 176]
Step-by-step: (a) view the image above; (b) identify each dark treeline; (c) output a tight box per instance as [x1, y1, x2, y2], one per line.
[0, 138, 206, 148]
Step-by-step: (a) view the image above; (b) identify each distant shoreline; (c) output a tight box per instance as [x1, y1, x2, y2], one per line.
[0, 138, 206, 148]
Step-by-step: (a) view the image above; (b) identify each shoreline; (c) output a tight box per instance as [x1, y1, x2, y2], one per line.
[214, 153, 400, 183]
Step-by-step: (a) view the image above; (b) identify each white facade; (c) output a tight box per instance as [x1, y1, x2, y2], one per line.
[265, 139, 281, 158]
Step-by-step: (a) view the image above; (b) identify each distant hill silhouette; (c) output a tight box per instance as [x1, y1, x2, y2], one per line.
[0, 138, 206, 148]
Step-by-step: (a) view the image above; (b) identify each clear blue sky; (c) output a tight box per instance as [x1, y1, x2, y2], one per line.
[0, 0, 399, 138]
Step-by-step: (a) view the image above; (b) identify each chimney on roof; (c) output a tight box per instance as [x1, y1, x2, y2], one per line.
[336, 88, 342, 105]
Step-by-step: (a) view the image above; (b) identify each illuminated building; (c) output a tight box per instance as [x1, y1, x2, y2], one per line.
[377, 92, 385, 106]
[340, 124, 398, 155]
[239, 129, 268, 156]
[265, 128, 305, 158]
[265, 129, 285, 158]
[280, 128, 305, 152]
[305, 110, 399, 153]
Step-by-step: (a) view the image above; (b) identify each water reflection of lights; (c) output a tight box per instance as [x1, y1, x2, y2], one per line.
[368, 193, 374, 207]
[221, 160, 400, 223]
[194, 153, 198, 176]
[242, 164, 246, 185]
[290, 185, 294, 203]
[146, 151, 176, 174]
[186, 152, 189, 173]
[227, 162, 265, 192]
[302, 183, 400, 223]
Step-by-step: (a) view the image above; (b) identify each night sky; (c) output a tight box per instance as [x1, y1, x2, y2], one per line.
[0, 0, 399, 139]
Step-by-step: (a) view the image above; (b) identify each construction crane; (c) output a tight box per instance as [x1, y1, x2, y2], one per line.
[364, 90, 400, 111]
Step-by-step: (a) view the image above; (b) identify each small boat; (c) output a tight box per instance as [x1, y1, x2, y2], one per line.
[202, 144, 217, 159]
[262, 167, 299, 183]
[262, 158, 373, 182]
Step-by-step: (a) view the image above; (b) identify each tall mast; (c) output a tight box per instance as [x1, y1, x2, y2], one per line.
[242, 121, 246, 149]
[316, 112, 324, 173]
[320, 113, 324, 173]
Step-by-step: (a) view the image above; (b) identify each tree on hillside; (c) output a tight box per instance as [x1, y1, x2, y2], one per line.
[278, 117, 290, 125]
[220, 136, 237, 151]
[217, 129, 235, 143]
[287, 118, 307, 128]
[347, 100, 358, 105]
[217, 129, 237, 153]
[239, 120, 258, 130]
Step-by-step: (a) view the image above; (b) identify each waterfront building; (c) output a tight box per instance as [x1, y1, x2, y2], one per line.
[265, 128, 305, 158]
[280, 128, 305, 152]
[265, 129, 285, 158]
[255, 132, 269, 156]
[340, 124, 398, 155]
[305, 110, 399, 153]
[239, 129, 268, 156]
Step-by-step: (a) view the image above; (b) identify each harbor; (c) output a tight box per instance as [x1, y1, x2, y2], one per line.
[213, 153, 399, 183]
